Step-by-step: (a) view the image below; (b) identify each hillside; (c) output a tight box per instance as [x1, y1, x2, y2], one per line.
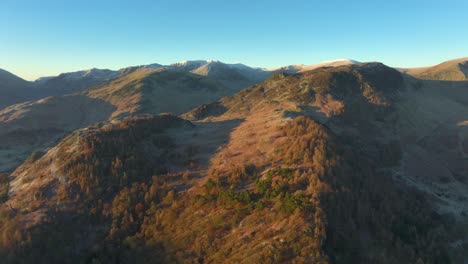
[85, 68, 234, 118]
[402, 57, 468, 81]
[188, 62, 468, 261]
[1, 114, 450, 264]
[1, 62, 464, 263]
[187, 63, 468, 216]
[0, 59, 361, 173]
[184, 62, 402, 122]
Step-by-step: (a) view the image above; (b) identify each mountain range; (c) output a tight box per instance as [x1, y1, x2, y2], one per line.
[0, 57, 468, 263]
[0, 59, 360, 110]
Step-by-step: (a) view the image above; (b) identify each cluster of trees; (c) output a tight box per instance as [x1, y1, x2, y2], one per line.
[0, 173, 8, 203]
[0, 115, 190, 263]
[56, 115, 186, 203]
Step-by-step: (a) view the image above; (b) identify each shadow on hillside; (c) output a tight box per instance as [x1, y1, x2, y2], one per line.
[284, 105, 328, 124]
[175, 118, 245, 168]
[416, 79, 468, 106]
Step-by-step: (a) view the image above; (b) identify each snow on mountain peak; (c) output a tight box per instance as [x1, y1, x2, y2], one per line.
[317, 59, 359, 65]
[298, 59, 359, 73]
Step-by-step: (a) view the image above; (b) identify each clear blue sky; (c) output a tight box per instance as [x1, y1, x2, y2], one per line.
[1, 0, 467, 80]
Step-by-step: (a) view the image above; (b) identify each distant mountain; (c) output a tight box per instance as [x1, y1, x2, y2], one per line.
[84, 67, 236, 117]
[31, 59, 361, 97]
[179, 59, 361, 88]
[298, 58, 360, 72]
[401, 57, 468, 81]
[34, 68, 124, 96]
[168, 60, 211, 71]
[189, 60, 257, 90]
[167, 60, 284, 88]
[0, 68, 125, 111]
[1, 59, 361, 112]
[263, 59, 359, 74]
[32, 60, 270, 97]
[0, 69, 36, 109]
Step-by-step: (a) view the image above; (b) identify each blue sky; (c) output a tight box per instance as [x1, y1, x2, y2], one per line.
[1, 0, 467, 80]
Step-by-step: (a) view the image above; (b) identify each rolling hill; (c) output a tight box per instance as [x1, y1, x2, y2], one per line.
[401, 57, 468, 81]
[0, 67, 235, 171]
[34, 68, 124, 96]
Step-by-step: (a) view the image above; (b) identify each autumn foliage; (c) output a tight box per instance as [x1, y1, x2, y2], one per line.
[0, 115, 451, 263]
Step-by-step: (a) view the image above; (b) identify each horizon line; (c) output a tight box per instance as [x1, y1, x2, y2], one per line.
[3, 56, 467, 81]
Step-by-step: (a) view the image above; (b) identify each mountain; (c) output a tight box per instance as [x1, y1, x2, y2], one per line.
[401, 57, 468, 81]
[0, 69, 36, 109]
[168, 60, 284, 88]
[0, 68, 125, 111]
[32, 60, 270, 97]
[84, 67, 235, 118]
[298, 59, 360, 72]
[1, 59, 350, 171]
[264, 59, 359, 75]
[34, 68, 123, 96]
[99, 59, 361, 92]
[2, 62, 465, 263]
[0, 67, 237, 171]
[1, 59, 360, 112]
[189, 60, 258, 90]
[169, 60, 211, 71]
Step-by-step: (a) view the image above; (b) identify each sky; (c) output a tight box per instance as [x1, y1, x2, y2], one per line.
[1, 0, 467, 80]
